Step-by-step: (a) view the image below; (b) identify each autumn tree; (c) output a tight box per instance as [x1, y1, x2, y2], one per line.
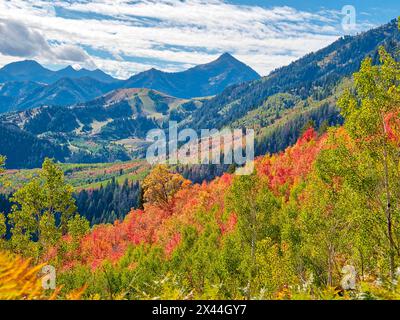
[338, 47, 400, 279]
[142, 165, 190, 210]
[9, 158, 77, 261]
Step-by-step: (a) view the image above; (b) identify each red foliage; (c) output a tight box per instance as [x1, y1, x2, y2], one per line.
[385, 112, 400, 145]
[165, 233, 181, 257]
[61, 173, 235, 269]
[59, 207, 169, 269]
[155, 173, 235, 250]
[59, 129, 329, 269]
[257, 128, 325, 195]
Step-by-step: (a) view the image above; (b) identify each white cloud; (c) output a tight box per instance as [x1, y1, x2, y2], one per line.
[0, 18, 51, 57]
[52, 44, 96, 68]
[0, 18, 96, 69]
[0, 0, 373, 78]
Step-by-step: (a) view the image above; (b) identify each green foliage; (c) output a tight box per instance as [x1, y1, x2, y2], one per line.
[0, 156, 5, 172]
[58, 244, 167, 299]
[0, 213, 6, 239]
[189, 20, 400, 132]
[68, 215, 90, 241]
[169, 210, 223, 298]
[0, 124, 68, 169]
[338, 46, 400, 279]
[226, 174, 280, 298]
[0, 156, 5, 241]
[75, 178, 142, 225]
[9, 158, 77, 259]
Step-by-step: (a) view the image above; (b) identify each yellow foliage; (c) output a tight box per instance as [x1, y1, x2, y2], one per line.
[359, 281, 400, 300]
[142, 165, 191, 209]
[0, 250, 89, 300]
[65, 285, 87, 300]
[0, 250, 44, 300]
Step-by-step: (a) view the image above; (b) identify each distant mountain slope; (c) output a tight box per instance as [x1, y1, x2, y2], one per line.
[55, 65, 117, 83]
[0, 60, 117, 84]
[16, 77, 114, 110]
[0, 77, 115, 112]
[187, 19, 400, 132]
[0, 89, 205, 168]
[0, 123, 68, 169]
[0, 81, 42, 113]
[122, 53, 260, 98]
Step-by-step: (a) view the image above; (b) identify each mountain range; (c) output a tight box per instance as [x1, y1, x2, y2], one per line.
[122, 53, 260, 98]
[0, 53, 260, 114]
[0, 77, 113, 113]
[0, 19, 399, 169]
[0, 60, 116, 84]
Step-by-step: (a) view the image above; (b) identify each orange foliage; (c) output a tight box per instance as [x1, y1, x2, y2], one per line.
[385, 112, 400, 145]
[0, 251, 45, 300]
[77, 207, 169, 269]
[61, 130, 328, 269]
[61, 173, 235, 269]
[257, 128, 326, 196]
[155, 173, 235, 249]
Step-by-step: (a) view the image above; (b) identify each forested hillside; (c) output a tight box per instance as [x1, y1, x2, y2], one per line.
[185, 19, 400, 155]
[0, 89, 204, 168]
[0, 123, 68, 168]
[1, 40, 400, 300]
[0, 161, 228, 226]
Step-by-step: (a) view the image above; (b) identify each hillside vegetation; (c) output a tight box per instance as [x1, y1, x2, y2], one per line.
[1, 41, 400, 299]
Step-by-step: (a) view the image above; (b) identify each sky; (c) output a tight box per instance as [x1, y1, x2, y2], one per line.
[0, 0, 399, 79]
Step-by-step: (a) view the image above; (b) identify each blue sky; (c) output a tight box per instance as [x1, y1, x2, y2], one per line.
[233, 0, 399, 23]
[0, 1, 398, 79]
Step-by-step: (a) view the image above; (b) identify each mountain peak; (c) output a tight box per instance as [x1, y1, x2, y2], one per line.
[129, 67, 162, 79]
[60, 65, 75, 72]
[9, 60, 41, 66]
[217, 52, 236, 62]
[1, 60, 47, 73]
[123, 53, 260, 98]
[148, 67, 161, 73]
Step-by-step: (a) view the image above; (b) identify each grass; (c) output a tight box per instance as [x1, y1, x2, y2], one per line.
[0, 160, 151, 193]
